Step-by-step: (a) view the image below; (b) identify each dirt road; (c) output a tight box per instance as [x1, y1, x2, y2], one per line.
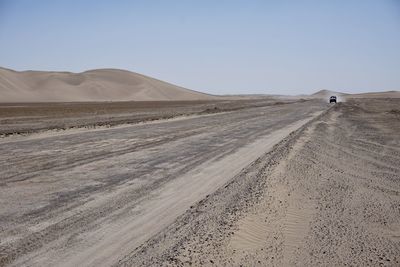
[0, 100, 326, 266]
[120, 98, 400, 266]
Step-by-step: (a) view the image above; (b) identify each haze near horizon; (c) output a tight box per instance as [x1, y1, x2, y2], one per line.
[0, 0, 399, 95]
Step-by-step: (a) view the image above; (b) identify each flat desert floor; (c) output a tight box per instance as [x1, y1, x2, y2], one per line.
[0, 98, 399, 266]
[0, 98, 282, 135]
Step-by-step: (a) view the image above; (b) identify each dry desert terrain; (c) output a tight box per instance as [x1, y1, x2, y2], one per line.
[0, 67, 399, 267]
[0, 96, 399, 266]
[0, 67, 216, 102]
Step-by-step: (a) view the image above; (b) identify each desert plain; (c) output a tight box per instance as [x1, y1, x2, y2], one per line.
[0, 69, 399, 266]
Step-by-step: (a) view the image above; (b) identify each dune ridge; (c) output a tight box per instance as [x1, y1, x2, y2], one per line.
[311, 89, 400, 99]
[0, 67, 216, 102]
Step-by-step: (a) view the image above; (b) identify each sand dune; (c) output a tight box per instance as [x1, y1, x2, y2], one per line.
[306, 89, 400, 104]
[0, 67, 216, 102]
[2, 67, 398, 103]
[348, 90, 400, 98]
[310, 89, 400, 99]
[310, 89, 348, 98]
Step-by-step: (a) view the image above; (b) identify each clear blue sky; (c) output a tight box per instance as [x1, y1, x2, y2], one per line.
[1, 0, 399, 95]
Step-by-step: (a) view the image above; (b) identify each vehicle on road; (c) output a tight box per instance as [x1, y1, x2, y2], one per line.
[330, 96, 337, 103]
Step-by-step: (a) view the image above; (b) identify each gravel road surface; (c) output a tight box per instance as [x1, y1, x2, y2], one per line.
[0, 100, 326, 266]
[121, 98, 400, 266]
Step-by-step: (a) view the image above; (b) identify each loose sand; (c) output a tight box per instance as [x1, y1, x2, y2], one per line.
[0, 67, 216, 102]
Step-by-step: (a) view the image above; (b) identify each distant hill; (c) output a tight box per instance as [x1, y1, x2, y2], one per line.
[310, 89, 399, 99]
[310, 89, 348, 98]
[348, 91, 400, 98]
[0, 67, 217, 102]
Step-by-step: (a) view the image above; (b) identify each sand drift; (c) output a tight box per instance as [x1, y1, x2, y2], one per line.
[0, 98, 399, 266]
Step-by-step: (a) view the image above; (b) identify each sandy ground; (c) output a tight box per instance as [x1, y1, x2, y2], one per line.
[1, 98, 399, 266]
[0, 68, 216, 102]
[0, 99, 325, 266]
[118, 98, 400, 266]
[0, 98, 285, 135]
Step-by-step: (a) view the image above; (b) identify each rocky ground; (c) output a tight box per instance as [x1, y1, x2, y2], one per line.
[119, 98, 400, 266]
[0, 99, 324, 266]
[0, 98, 290, 135]
[1, 98, 399, 266]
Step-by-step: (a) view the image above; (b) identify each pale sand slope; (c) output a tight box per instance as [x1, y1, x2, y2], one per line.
[349, 90, 400, 98]
[0, 67, 216, 102]
[310, 89, 400, 100]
